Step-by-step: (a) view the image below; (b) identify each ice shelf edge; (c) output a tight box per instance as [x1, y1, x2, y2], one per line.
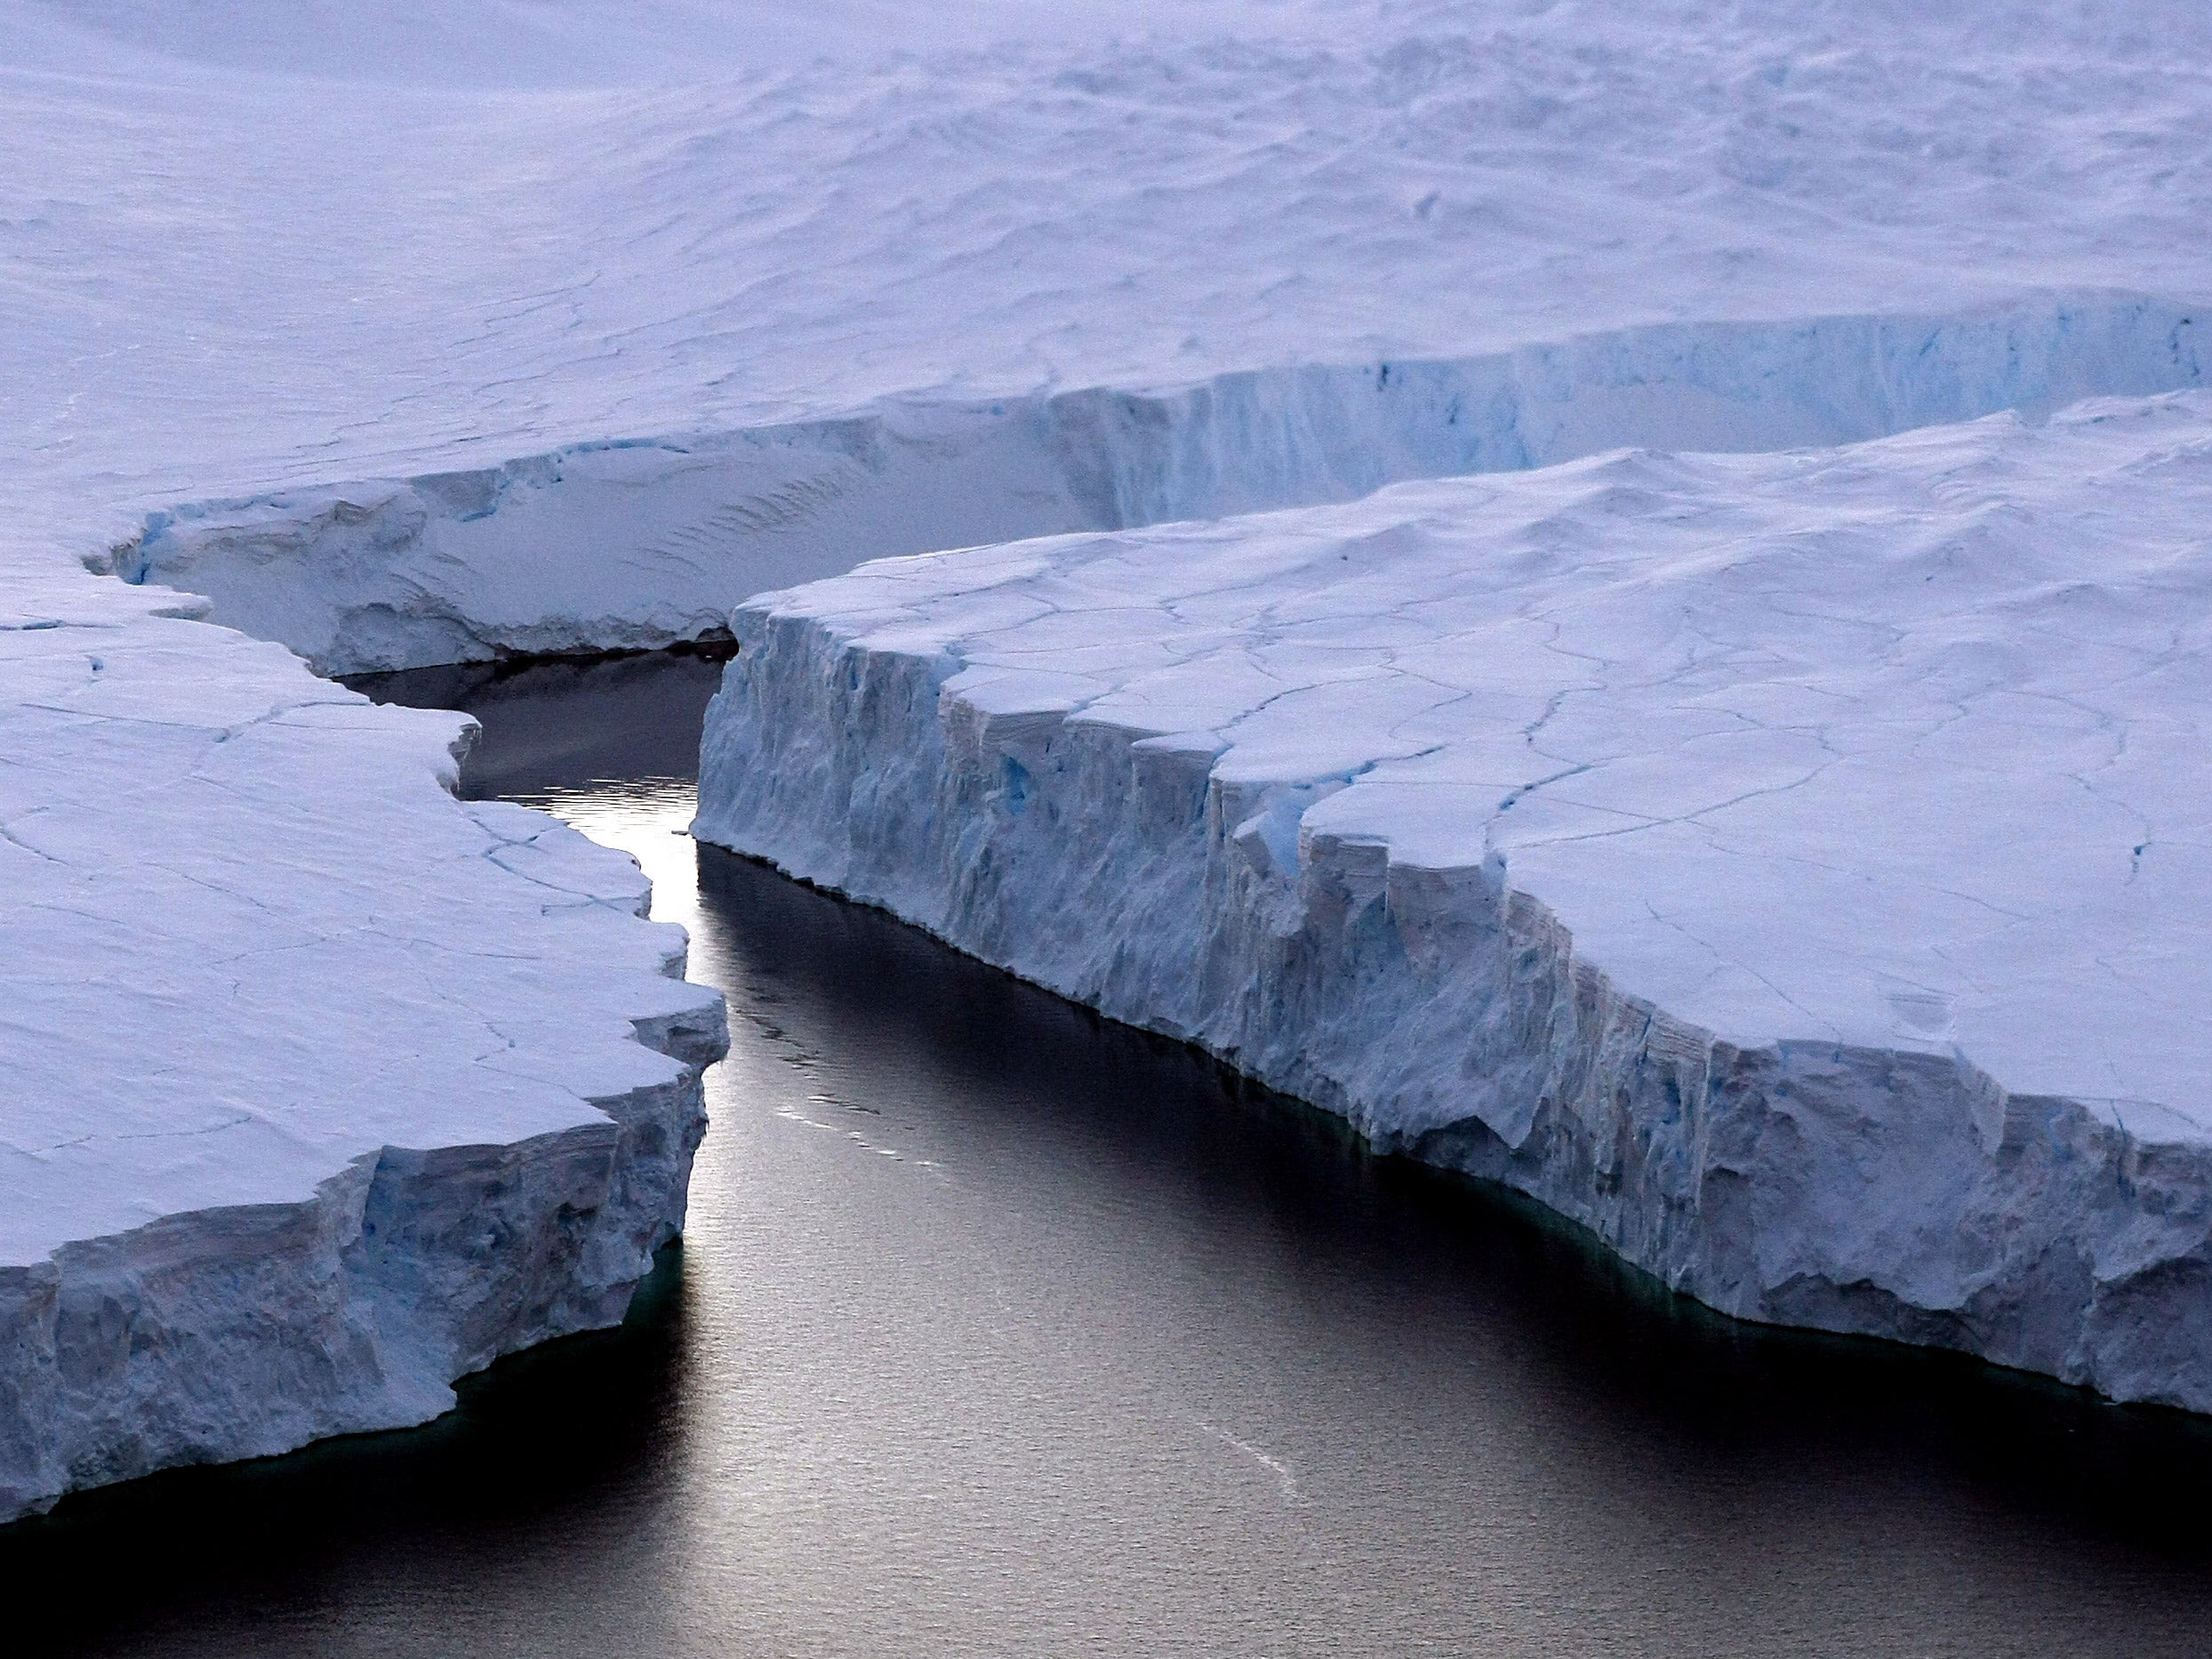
[694, 603, 2212, 1414]
[0, 967, 725, 1526]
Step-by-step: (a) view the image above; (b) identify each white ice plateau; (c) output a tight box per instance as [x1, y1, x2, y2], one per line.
[7, 0, 2212, 1518]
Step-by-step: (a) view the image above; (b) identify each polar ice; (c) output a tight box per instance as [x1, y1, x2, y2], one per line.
[6, 0, 2212, 1520]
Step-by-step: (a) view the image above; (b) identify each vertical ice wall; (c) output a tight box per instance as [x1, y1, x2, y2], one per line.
[691, 400, 2212, 1411]
[115, 297, 2203, 676]
[0, 579, 728, 1524]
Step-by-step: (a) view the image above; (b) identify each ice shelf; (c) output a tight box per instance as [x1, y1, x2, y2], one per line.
[695, 394, 2212, 1409]
[9, 0, 2212, 1517]
[0, 564, 725, 1522]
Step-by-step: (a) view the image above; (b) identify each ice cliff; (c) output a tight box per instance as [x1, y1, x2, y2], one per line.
[0, 569, 725, 1522]
[695, 393, 2212, 1410]
[114, 297, 2204, 677]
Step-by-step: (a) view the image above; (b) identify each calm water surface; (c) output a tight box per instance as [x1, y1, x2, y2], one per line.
[12, 650, 2212, 1656]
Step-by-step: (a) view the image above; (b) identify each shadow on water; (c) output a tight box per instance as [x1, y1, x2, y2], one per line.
[13, 648, 2212, 1656]
[357, 644, 734, 797]
[4, 1251, 694, 1650]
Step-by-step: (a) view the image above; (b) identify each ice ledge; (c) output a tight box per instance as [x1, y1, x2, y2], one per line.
[0, 573, 728, 1523]
[0, 1043, 712, 1524]
[107, 293, 2204, 677]
[694, 391, 2212, 1410]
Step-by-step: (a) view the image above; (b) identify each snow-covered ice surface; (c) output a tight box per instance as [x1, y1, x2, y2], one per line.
[697, 394, 2212, 1409]
[8, 0, 2212, 1517]
[24, 1, 2212, 672]
[0, 562, 725, 1521]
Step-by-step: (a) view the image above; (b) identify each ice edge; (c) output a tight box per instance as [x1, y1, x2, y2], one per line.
[695, 607, 2212, 1414]
[0, 720, 731, 1526]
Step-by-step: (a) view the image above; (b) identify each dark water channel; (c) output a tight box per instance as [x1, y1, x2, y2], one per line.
[12, 649, 2212, 1655]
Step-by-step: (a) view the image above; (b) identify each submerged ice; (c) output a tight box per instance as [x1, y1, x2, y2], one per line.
[694, 393, 2212, 1409]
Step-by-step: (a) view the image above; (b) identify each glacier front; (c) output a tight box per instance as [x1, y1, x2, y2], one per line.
[696, 393, 2212, 1409]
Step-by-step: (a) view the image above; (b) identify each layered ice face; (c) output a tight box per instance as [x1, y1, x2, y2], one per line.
[112, 300, 2209, 677]
[694, 392, 2212, 1408]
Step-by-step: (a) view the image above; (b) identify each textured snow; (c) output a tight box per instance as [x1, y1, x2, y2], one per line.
[696, 394, 2212, 1407]
[7, 0, 2212, 1511]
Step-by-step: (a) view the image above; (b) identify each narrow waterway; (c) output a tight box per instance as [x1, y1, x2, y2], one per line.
[14, 649, 2212, 1657]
